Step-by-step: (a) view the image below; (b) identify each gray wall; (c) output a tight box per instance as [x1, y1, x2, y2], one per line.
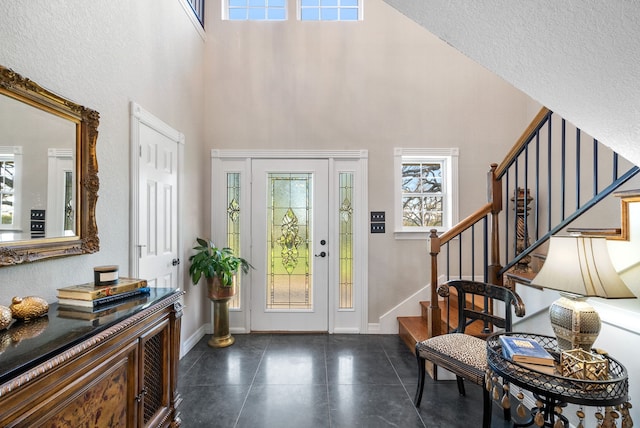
[384, 0, 640, 167]
[0, 0, 537, 343]
[0, 0, 209, 343]
[204, 0, 539, 323]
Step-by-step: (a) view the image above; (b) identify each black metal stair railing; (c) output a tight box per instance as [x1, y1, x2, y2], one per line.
[426, 107, 640, 338]
[495, 110, 640, 277]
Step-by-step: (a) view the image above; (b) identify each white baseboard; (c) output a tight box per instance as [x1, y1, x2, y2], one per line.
[376, 284, 432, 334]
[333, 327, 361, 334]
[180, 323, 209, 359]
[366, 323, 381, 333]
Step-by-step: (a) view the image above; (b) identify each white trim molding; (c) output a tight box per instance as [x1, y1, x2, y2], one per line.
[211, 149, 369, 334]
[393, 147, 459, 239]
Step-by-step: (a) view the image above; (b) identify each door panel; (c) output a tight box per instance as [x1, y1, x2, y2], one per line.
[251, 159, 328, 331]
[138, 124, 178, 288]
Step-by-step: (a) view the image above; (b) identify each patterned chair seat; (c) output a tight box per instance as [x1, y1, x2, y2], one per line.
[416, 333, 486, 386]
[413, 280, 525, 428]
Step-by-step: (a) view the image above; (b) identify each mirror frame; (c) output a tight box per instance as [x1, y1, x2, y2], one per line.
[0, 65, 99, 265]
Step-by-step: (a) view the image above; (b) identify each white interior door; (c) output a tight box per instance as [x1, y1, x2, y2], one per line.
[131, 103, 182, 288]
[251, 159, 329, 331]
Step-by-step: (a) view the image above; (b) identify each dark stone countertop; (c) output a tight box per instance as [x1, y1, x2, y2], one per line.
[0, 287, 179, 385]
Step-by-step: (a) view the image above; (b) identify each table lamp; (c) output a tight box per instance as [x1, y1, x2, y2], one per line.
[531, 235, 636, 350]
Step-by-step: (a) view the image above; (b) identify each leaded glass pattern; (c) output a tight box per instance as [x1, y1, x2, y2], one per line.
[339, 173, 353, 309]
[64, 171, 74, 231]
[402, 161, 444, 227]
[227, 173, 242, 309]
[267, 173, 312, 310]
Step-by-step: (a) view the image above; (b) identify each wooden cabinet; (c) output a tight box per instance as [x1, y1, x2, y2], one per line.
[0, 288, 183, 427]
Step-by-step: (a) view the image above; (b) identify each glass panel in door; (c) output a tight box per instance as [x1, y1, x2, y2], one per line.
[251, 159, 328, 331]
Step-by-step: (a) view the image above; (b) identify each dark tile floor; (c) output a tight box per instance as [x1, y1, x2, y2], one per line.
[178, 334, 513, 427]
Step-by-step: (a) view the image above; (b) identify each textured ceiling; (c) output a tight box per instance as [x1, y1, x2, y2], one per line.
[383, 0, 640, 166]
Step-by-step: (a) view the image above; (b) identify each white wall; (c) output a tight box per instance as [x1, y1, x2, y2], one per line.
[510, 199, 640, 424]
[204, 0, 539, 322]
[383, 0, 640, 168]
[0, 0, 209, 348]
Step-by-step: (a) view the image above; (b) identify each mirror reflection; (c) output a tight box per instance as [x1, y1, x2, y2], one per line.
[0, 94, 77, 242]
[0, 64, 99, 266]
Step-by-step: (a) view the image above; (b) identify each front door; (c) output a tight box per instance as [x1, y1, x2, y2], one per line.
[250, 159, 329, 331]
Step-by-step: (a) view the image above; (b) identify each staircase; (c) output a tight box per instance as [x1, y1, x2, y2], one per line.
[398, 108, 640, 353]
[398, 288, 487, 353]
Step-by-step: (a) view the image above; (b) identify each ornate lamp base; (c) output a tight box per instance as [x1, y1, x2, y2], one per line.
[549, 293, 601, 350]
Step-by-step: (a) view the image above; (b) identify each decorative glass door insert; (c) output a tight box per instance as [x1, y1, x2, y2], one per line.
[251, 159, 328, 331]
[267, 173, 312, 310]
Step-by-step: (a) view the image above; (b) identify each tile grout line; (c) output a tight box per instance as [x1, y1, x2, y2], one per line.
[324, 341, 332, 428]
[383, 344, 428, 428]
[232, 334, 273, 428]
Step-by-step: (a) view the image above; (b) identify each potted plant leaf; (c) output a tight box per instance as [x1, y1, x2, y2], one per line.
[188, 237, 252, 347]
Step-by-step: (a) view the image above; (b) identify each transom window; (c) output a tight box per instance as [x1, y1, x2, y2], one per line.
[227, 0, 287, 21]
[300, 0, 360, 21]
[223, 0, 362, 21]
[394, 148, 459, 237]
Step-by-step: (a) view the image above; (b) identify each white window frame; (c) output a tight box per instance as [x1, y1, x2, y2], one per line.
[222, 0, 288, 21]
[393, 147, 459, 239]
[0, 146, 23, 232]
[297, 0, 363, 21]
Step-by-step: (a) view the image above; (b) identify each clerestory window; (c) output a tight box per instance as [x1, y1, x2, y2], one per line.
[226, 0, 287, 21]
[223, 0, 362, 21]
[299, 0, 361, 21]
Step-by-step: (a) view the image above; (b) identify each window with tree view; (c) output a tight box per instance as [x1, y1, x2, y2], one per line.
[402, 161, 444, 227]
[0, 157, 15, 226]
[394, 148, 458, 235]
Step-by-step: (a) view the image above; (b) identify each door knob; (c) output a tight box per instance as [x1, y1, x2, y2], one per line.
[315, 251, 327, 258]
[172, 258, 180, 266]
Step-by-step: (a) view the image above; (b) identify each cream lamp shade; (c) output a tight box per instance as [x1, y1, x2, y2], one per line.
[531, 235, 636, 350]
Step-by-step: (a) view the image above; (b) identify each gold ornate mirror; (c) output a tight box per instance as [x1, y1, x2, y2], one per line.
[0, 65, 99, 265]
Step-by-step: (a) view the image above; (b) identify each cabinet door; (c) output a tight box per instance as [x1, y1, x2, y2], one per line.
[7, 343, 138, 428]
[139, 318, 172, 427]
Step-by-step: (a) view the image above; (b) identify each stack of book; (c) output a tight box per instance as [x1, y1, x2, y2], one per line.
[57, 278, 150, 313]
[499, 335, 557, 374]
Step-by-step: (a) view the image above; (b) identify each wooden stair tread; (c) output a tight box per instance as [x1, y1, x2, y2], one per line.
[398, 298, 489, 354]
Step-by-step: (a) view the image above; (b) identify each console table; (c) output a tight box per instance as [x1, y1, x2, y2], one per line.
[487, 332, 630, 427]
[0, 287, 183, 427]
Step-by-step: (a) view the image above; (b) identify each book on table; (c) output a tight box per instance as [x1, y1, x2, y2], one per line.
[57, 277, 148, 301]
[499, 335, 556, 367]
[57, 295, 150, 320]
[57, 287, 151, 309]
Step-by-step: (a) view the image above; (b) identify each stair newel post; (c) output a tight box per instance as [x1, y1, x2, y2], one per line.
[488, 163, 504, 286]
[428, 229, 442, 337]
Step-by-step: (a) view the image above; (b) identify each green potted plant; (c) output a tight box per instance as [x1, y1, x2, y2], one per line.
[188, 237, 252, 348]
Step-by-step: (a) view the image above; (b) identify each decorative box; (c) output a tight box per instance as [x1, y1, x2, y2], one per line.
[94, 265, 119, 286]
[560, 348, 609, 381]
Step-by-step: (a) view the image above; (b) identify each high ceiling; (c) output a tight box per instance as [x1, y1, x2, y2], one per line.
[383, 0, 640, 166]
